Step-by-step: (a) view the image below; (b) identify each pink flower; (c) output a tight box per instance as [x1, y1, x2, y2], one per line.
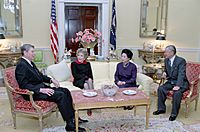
[77, 31, 83, 36]
[72, 28, 102, 47]
[75, 37, 79, 43]
[86, 39, 90, 44]
[91, 37, 96, 42]
[71, 38, 74, 43]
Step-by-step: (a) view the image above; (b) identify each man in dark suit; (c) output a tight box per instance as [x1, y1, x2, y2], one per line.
[15, 44, 86, 131]
[153, 45, 189, 121]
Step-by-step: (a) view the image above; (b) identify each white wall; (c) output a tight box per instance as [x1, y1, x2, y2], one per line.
[6, 0, 51, 48]
[5, 0, 200, 64]
[166, 0, 200, 62]
[115, 0, 200, 62]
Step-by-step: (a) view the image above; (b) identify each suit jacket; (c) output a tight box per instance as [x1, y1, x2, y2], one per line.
[15, 58, 51, 94]
[164, 55, 189, 89]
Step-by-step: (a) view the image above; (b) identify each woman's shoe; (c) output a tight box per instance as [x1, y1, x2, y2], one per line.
[79, 117, 88, 123]
[123, 106, 128, 110]
[127, 106, 134, 110]
[87, 109, 92, 116]
[124, 106, 134, 110]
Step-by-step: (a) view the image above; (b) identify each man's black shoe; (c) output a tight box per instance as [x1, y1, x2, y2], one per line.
[79, 117, 88, 123]
[66, 119, 86, 132]
[169, 115, 176, 121]
[65, 125, 86, 132]
[153, 110, 166, 115]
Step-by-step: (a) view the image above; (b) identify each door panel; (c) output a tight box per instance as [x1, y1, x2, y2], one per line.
[65, 6, 98, 56]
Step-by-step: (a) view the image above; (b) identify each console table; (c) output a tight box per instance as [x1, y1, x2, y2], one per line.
[142, 63, 164, 83]
[138, 49, 165, 63]
[0, 51, 21, 68]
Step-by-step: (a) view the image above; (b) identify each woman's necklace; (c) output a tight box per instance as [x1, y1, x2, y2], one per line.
[123, 62, 130, 68]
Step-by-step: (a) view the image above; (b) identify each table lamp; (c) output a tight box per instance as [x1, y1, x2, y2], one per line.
[156, 35, 166, 40]
[0, 34, 5, 39]
[0, 34, 5, 50]
[151, 34, 166, 63]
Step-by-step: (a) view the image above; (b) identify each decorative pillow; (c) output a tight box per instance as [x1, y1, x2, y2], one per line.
[47, 60, 71, 82]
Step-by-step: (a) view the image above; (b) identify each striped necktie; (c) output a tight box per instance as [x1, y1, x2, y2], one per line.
[168, 59, 171, 67]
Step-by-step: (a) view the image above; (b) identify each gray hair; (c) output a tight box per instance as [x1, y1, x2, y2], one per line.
[76, 48, 88, 59]
[20, 44, 34, 56]
[165, 45, 176, 55]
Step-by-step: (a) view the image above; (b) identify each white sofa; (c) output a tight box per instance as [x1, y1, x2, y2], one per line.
[46, 60, 153, 95]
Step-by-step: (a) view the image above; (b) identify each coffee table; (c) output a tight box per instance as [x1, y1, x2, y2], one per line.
[71, 87, 150, 132]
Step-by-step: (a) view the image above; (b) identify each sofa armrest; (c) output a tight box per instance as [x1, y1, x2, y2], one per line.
[136, 73, 154, 95]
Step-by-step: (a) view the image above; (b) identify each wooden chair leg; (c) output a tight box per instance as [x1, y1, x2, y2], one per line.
[134, 106, 136, 116]
[195, 98, 199, 111]
[39, 116, 43, 132]
[185, 103, 189, 118]
[56, 108, 59, 118]
[12, 112, 16, 129]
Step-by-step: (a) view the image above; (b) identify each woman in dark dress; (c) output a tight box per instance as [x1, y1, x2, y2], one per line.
[115, 49, 137, 88]
[71, 48, 94, 90]
[71, 48, 94, 115]
[114, 49, 137, 110]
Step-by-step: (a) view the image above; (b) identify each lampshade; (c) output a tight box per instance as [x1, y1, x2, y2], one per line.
[156, 35, 166, 40]
[0, 34, 5, 39]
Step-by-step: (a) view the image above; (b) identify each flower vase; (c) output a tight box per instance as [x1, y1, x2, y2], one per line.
[80, 41, 97, 49]
[80, 42, 97, 61]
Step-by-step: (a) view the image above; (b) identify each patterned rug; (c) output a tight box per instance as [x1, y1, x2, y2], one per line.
[42, 110, 200, 132]
[0, 87, 7, 99]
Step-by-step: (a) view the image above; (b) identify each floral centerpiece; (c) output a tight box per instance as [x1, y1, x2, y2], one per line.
[72, 28, 102, 48]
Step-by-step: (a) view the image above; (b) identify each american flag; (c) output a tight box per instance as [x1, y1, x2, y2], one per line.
[50, 0, 59, 63]
[110, 0, 117, 50]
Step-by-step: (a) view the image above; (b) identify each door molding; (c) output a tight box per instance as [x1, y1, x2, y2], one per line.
[58, 0, 109, 61]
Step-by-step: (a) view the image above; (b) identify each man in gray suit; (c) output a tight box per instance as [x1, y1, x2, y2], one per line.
[153, 45, 189, 121]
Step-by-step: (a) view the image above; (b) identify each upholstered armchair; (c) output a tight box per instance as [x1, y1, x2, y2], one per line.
[3, 67, 58, 132]
[161, 62, 200, 117]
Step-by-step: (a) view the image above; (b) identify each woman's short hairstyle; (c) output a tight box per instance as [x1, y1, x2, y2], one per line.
[76, 48, 88, 59]
[121, 49, 133, 60]
[165, 45, 176, 55]
[20, 44, 34, 56]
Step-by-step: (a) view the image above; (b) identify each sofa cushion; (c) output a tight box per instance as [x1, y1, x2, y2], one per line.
[94, 79, 114, 89]
[136, 73, 153, 95]
[47, 60, 71, 82]
[108, 62, 118, 82]
[90, 62, 109, 80]
[59, 81, 80, 91]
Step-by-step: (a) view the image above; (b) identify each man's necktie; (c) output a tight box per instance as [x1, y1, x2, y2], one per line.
[168, 60, 171, 67]
[168, 59, 173, 77]
[31, 62, 40, 76]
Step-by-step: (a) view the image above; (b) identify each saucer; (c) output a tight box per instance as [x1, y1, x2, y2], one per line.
[122, 90, 137, 95]
[83, 91, 97, 97]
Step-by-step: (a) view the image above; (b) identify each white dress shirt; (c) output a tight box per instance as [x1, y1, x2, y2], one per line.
[22, 57, 33, 67]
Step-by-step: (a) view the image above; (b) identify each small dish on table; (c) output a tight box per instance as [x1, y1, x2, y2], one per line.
[82, 91, 97, 97]
[122, 90, 137, 95]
